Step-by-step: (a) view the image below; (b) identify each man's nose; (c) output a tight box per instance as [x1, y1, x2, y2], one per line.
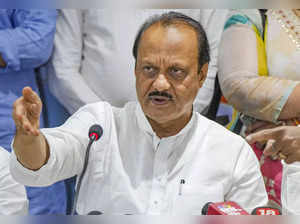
[152, 74, 171, 91]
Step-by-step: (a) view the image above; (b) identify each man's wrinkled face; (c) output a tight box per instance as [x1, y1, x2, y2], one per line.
[135, 22, 207, 124]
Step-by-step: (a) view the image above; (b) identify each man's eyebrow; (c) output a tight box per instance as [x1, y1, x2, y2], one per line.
[140, 59, 155, 64]
[169, 62, 188, 68]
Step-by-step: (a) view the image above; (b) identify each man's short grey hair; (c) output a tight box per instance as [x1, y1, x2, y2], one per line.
[132, 11, 210, 72]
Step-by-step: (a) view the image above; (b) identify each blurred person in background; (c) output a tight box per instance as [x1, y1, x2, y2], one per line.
[10, 12, 267, 214]
[218, 9, 300, 209]
[0, 146, 27, 214]
[0, 9, 66, 214]
[48, 9, 228, 115]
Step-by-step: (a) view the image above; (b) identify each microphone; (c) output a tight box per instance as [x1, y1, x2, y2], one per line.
[88, 211, 103, 215]
[251, 206, 282, 215]
[89, 124, 103, 141]
[202, 202, 249, 215]
[71, 124, 103, 215]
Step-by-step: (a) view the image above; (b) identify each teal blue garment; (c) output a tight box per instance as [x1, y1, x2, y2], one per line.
[0, 9, 66, 214]
[224, 14, 250, 30]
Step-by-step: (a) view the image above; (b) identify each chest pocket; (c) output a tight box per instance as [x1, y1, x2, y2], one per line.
[89, 146, 106, 179]
[172, 184, 224, 215]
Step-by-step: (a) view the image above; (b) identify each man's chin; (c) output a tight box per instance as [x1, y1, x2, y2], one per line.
[144, 108, 175, 123]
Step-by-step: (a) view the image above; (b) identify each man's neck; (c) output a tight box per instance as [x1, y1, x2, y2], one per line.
[147, 111, 193, 138]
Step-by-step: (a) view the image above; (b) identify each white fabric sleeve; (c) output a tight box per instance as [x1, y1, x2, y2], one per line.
[225, 141, 268, 213]
[48, 9, 101, 114]
[9, 103, 109, 187]
[194, 9, 228, 113]
[0, 148, 28, 215]
[218, 23, 298, 122]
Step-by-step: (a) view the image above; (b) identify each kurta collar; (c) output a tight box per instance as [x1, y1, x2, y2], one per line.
[135, 102, 196, 139]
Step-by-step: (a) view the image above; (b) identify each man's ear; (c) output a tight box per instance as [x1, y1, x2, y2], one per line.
[134, 62, 137, 78]
[198, 63, 208, 88]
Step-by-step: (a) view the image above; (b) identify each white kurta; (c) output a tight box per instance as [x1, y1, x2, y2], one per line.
[282, 162, 300, 215]
[10, 102, 267, 214]
[0, 147, 28, 214]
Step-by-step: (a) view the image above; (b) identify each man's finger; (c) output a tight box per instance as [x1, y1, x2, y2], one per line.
[20, 115, 39, 136]
[246, 127, 280, 144]
[285, 156, 297, 164]
[23, 87, 42, 120]
[12, 113, 23, 130]
[22, 86, 41, 104]
[12, 98, 25, 122]
[263, 139, 280, 156]
[24, 101, 41, 119]
[272, 140, 284, 157]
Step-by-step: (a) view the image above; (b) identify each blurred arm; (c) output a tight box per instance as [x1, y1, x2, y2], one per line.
[194, 9, 228, 113]
[0, 10, 57, 71]
[218, 17, 300, 122]
[48, 9, 101, 114]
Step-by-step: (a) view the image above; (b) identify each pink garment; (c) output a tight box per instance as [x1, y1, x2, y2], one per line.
[252, 143, 282, 207]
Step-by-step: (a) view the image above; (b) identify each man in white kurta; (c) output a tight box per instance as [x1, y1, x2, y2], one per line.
[10, 12, 267, 215]
[11, 102, 267, 214]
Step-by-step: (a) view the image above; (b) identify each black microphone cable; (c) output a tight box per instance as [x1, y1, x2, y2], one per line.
[71, 124, 103, 215]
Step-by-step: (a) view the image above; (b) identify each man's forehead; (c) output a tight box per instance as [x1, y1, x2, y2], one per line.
[142, 21, 197, 39]
[136, 22, 198, 61]
[138, 22, 198, 50]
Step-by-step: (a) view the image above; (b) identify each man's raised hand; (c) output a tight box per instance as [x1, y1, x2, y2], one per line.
[12, 87, 42, 136]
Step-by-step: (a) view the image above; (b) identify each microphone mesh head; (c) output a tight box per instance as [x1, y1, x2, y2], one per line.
[88, 210, 103, 215]
[88, 124, 103, 141]
[201, 202, 212, 215]
[251, 207, 282, 215]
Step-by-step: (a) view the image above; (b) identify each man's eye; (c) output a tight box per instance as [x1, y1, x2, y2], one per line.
[171, 68, 180, 73]
[169, 67, 186, 79]
[143, 66, 152, 72]
[143, 66, 156, 76]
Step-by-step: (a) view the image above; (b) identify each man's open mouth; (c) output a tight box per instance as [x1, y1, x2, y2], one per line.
[149, 96, 171, 105]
